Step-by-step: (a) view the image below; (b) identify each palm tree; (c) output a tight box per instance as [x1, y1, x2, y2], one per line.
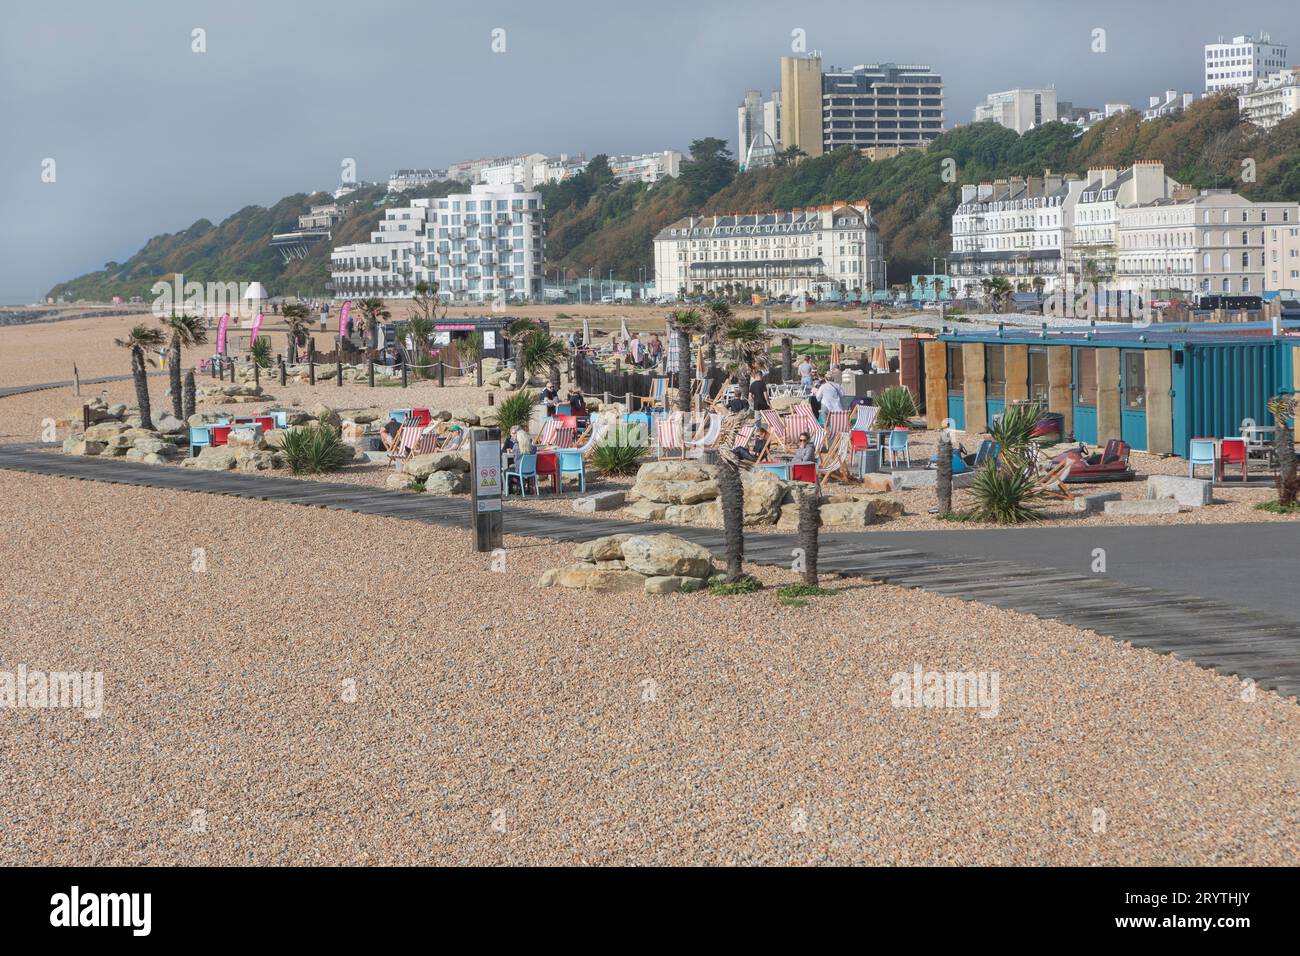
[115, 325, 165, 430]
[358, 296, 391, 350]
[725, 317, 768, 369]
[519, 330, 568, 389]
[771, 317, 803, 380]
[504, 317, 542, 386]
[717, 447, 745, 582]
[282, 303, 311, 364]
[460, 331, 485, 386]
[986, 276, 1013, 313]
[701, 300, 734, 372]
[159, 313, 206, 419]
[796, 485, 820, 585]
[1268, 394, 1298, 506]
[668, 308, 702, 413]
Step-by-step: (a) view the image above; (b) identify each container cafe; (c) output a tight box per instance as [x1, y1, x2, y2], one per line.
[922, 322, 1300, 457]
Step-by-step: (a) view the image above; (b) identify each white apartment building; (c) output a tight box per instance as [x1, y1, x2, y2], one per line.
[1239, 66, 1300, 129]
[1142, 90, 1197, 121]
[948, 172, 1085, 295]
[609, 151, 682, 184]
[1265, 218, 1300, 291]
[1071, 162, 1181, 281]
[388, 169, 444, 192]
[330, 201, 434, 299]
[1116, 192, 1298, 296]
[423, 184, 545, 303]
[653, 202, 885, 299]
[331, 185, 545, 302]
[1205, 33, 1288, 93]
[973, 89, 1058, 134]
[473, 153, 586, 188]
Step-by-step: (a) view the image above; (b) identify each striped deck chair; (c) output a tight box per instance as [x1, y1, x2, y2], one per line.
[818, 432, 853, 483]
[655, 412, 685, 459]
[731, 424, 771, 462]
[439, 429, 465, 452]
[758, 409, 789, 449]
[408, 424, 443, 458]
[387, 421, 428, 465]
[852, 404, 879, 433]
[633, 377, 669, 411]
[536, 419, 560, 448]
[1030, 459, 1073, 499]
[686, 412, 723, 449]
[825, 409, 852, 439]
[574, 416, 609, 456]
[787, 401, 819, 436]
[550, 426, 578, 449]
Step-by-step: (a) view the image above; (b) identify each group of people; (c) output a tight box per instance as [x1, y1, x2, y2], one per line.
[538, 384, 587, 421]
[718, 363, 846, 420]
[625, 332, 664, 370]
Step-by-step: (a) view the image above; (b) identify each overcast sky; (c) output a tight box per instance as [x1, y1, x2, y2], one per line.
[1, 0, 1295, 301]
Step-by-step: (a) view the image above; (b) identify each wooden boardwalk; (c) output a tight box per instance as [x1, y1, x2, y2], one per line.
[1, 443, 1296, 699]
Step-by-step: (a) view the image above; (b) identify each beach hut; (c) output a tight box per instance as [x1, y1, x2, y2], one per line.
[920, 322, 1300, 457]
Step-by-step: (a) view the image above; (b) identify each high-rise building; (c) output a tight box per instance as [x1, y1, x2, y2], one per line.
[737, 90, 765, 164]
[779, 56, 945, 156]
[330, 185, 545, 303]
[973, 89, 1058, 134]
[1204, 33, 1288, 93]
[779, 55, 826, 157]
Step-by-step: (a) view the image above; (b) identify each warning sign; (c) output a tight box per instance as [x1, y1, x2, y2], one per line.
[475, 441, 501, 497]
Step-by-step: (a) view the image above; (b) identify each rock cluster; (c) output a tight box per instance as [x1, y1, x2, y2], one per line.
[538, 533, 715, 594]
[624, 460, 904, 529]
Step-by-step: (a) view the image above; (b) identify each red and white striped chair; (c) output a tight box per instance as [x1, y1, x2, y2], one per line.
[786, 401, 819, 437]
[825, 409, 852, 439]
[535, 419, 560, 447]
[851, 404, 879, 433]
[655, 412, 684, 459]
[551, 426, 578, 449]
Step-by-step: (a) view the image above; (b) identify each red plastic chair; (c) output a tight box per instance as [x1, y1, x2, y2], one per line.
[534, 451, 559, 494]
[1218, 438, 1248, 482]
[253, 416, 275, 432]
[791, 462, 817, 484]
[409, 408, 432, 427]
[849, 430, 872, 451]
[211, 426, 232, 446]
[556, 414, 579, 429]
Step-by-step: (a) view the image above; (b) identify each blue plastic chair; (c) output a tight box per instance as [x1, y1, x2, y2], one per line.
[1189, 438, 1216, 481]
[268, 410, 289, 429]
[188, 426, 212, 457]
[555, 403, 572, 417]
[557, 450, 586, 493]
[757, 462, 791, 480]
[389, 408, 410, 424]
[507, 453, 539, 496]
[886, 429, 911, 468]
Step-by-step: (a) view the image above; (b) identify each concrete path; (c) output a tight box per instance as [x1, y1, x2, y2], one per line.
[1, 443, 1296, 699]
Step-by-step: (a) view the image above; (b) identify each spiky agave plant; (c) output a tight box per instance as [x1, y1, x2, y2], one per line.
[280, 425, 354, 474]
[494, 389, 536, 435]
[989, 401, 1042, 472]
[961, 462, 1045, 524]
[873, 386, 917, 429]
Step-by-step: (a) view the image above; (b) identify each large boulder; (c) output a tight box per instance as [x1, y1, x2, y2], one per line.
[154, 413, 186, 435]
[405, 452, 471, 480]
[83, 421, 130, 441]
[183, 447, 237, 470]
[620, 534, 714, 578]
[635, 461, 716, 483]
[423, 470, 467, 495]
[741, 469, 787, 524]
[631, 460, 720, 504]
[818, 500, 879, 528]
[624, 500, 668, 521]
[573, 534, 632, 562]
[63, 438, 106, 456]
[309, 404, 342, 428]
[386, 472, 419, 490]
[549, 565, 647, 593]
[132, 437, 178, 457]
[663, 501, 722, 526]
[236, 450, 278, 472]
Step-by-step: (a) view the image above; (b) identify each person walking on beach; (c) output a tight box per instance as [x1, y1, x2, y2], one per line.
[748, 370, 770, 412]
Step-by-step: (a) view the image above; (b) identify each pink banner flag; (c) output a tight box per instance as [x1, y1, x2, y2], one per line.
[249, 312, 264, 344]
[217, 313, 230, 355]
[339, 300, 352, 338]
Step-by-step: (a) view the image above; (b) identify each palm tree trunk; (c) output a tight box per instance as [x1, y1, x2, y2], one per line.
[182, 369, 196, 421]
[1275, 404, 1297, 505]
[169, 334, 183, 418]
[937, 433, 953, 514]
[781, 337, 793, 380]
[549, 360, 561, 390]
[132, 347, 154, 430]
[676, 330, 693, 414]
[718, 457, 744, 581]
[796, 486, 819, 585]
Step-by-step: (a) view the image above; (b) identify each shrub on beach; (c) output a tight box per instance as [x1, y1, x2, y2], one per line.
[280, 425, 353, 474]
[958, 463, 1044, 525]
[873, 386, 917, 428]
[495, 390, 536, 434]
[591, 440, 644, 476]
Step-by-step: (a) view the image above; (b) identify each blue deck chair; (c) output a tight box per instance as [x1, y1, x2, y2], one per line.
[557, 450, 586, 493]
[507, 453, 540, 496]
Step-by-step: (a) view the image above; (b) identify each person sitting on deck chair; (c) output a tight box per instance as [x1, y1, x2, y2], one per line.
[566, 388, 587, 427]
[734, 423, 770, 463]
[792, 432, 816, 464]
[378, 417, 403, 451]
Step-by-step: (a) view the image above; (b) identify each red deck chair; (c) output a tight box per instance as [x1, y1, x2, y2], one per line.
[408, 408, 432, 427]
[211, 425, 232, 446]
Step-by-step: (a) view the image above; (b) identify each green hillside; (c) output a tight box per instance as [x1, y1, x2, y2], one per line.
[48, 93, 1300, 300]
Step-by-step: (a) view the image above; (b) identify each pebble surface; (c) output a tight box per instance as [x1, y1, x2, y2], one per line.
[0, 470, 1296, 865]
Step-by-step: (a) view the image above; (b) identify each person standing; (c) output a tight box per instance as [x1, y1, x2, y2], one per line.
[748, 370, 770, 412]
[797, 356, 814, 393]
[628, 332, 643, 366]
[815, 369, 844, 415]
